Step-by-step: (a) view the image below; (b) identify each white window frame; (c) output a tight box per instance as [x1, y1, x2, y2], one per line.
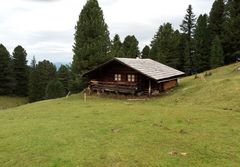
[114, 74, 121, 81]
[127, 74, 136, 82]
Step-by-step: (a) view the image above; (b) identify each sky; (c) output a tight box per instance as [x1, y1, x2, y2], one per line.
[0, 0, 214, 64]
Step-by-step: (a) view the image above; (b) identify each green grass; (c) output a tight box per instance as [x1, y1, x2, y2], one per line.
[0, 63, 240, 167]
[0, 96, 27, 110]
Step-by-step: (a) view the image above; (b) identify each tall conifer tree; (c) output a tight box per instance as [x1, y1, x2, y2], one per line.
[194, 14, 211, 72]
[180, 5, 196, 74]
[12, 46, 28, 96]
[180, 5, 196, 42]
[110, 34, 124, 57]
[28, 60, 56, 102]
[0, 44, 14, 95]
[58, 65, 70, 94]
[72, 0, 111, 74]
[122, 35, 140, 58]
[141, 45, 150, 58]
[150, 23, 180, 69]
[210, 36, 224, 68]
[222, 0, 240, 63]
[208, 0, 225, 40]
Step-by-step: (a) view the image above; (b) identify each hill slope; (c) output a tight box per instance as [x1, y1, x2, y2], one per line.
[0, 63, 239, 167]
[0, 96, 27, 110]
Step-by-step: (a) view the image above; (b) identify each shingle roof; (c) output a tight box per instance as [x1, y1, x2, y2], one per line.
[84, 58, 185, 81]
[115, 58, 184, 80]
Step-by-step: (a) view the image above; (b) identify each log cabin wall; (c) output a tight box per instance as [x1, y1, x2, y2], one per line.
[162, 79, 177, 91]
[87, 60, 179, 95]
[88, 61, 151, 93]
[85, 58, 184, 95]
[90, 61, 142, 83]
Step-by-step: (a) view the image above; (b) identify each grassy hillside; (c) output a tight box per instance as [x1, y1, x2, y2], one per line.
[0, 63, 239, 167]
[0, 96, 27, 110]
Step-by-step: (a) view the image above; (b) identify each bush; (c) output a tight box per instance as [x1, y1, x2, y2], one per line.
[45, 80, 65, 99]
[68, 74, 88, 94]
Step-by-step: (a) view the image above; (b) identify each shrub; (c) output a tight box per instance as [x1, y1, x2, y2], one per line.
[45, 80, 65, 99]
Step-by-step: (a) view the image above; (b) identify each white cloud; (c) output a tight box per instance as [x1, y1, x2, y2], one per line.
[0, 0, 214, 63]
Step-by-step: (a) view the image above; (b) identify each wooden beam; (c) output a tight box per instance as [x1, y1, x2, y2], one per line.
[148, 80, 151, 95]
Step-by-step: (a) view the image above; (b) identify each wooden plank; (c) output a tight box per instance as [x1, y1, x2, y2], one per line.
[148, 80, 151, 95]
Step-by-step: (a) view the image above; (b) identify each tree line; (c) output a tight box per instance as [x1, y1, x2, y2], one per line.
[0, 0, 239, 102]
[73, 0, 240, 76]
[0, 44, 80, 102]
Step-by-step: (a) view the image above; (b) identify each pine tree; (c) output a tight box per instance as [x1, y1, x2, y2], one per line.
[222, 0, 240, 63]
[208, 0, 225, 39]
[28, 60, 56, 102]
[122, 35, 140, 58]
[180, 5, 196, 42]
[72, 0, 111, 74]
[57, 65, 70, 94]
[0, 44, 14, 95]
[110, 34, 124, 57]
[141, 45, 150, 58]
[194, 14, 211, 72]
[180, 4, 196, 74]
[149, 23, 180, 68]
[210, 36, 224, 68]
[12, 46, 29, 96]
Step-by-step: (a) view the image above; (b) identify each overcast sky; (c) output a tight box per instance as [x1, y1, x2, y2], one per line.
[0, 0, 214, 63]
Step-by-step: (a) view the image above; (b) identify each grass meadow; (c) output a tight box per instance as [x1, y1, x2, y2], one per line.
[0, 63, 239, 167]
[0, 96, 27, 110]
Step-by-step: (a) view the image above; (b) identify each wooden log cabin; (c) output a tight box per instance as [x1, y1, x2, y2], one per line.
[83, 58, 184, 96]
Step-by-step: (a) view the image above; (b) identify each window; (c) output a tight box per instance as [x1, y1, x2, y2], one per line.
[127, 74, 136, 82]
[114, 74, 121, 81]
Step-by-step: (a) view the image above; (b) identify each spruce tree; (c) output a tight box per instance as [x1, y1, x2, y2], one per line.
[210, 36, 224, 68]
[194, 14, 211, 72]
[110, 34, 124, 57]
[12, 46, 29, 96]
[180, 5, 196, 42]
[0, 44, 14, 95]
[141, 45, 150, 58]
[122, 35, 140, 58]
[28, 60, 56, 102]
[149, 23, 180, 69]
[208, 0, 225, 39]
[222, 0, 240, 63]
[180, 4, 196, 74]
[72, 0, 111, 74]
[57, 65, 70, 94]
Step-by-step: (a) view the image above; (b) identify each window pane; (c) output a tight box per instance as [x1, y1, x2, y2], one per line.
[128, 75, 131, 81]
[132, 75, 135, 81]
[118, 74, 121, 81]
